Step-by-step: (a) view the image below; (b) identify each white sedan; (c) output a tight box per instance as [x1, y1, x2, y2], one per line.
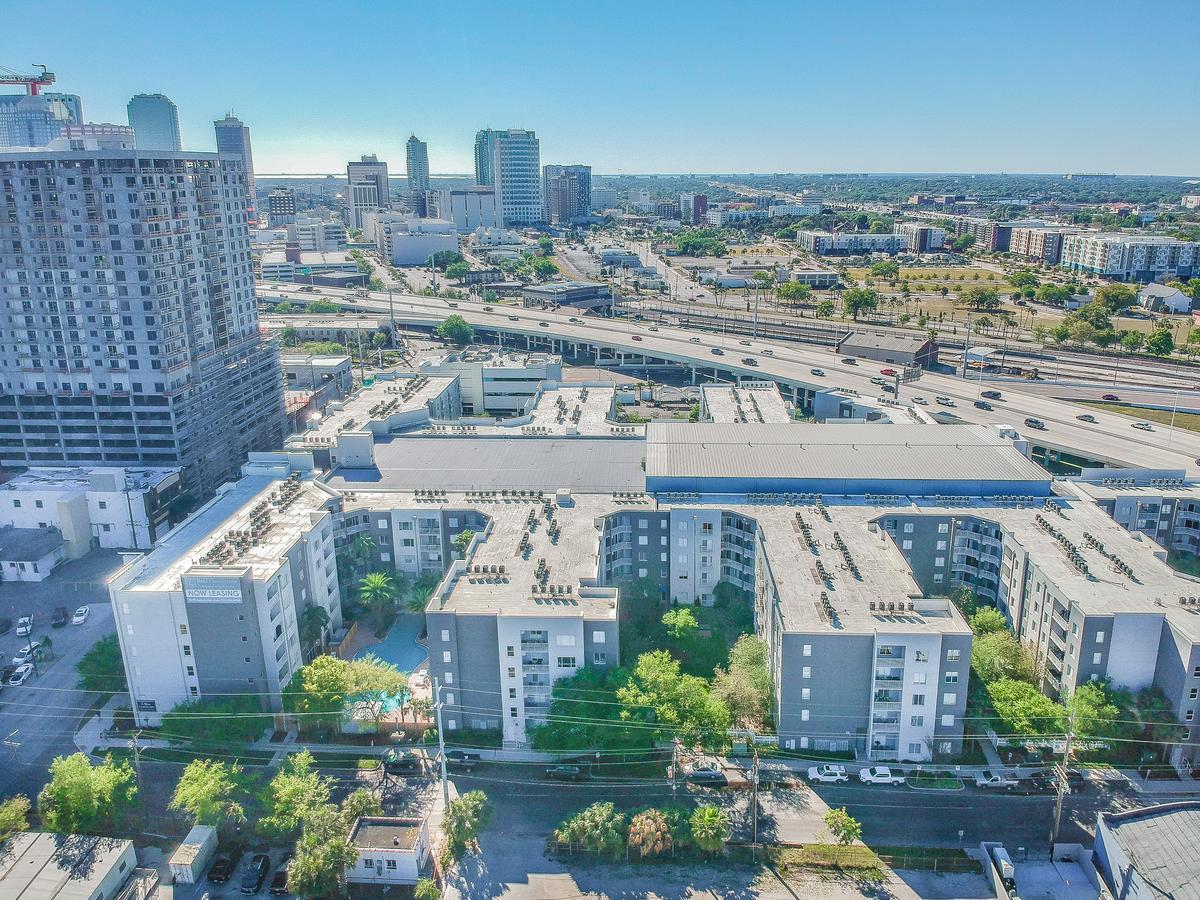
[807, 764, 850, 784]
[12, 642, 40, 667]
[859, 766, 906, 785]
[72, 606, 90, 625]
[7, 663, 33, 686]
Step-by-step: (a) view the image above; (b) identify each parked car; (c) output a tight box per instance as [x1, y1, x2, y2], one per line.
[51, 607, 69, 628]
[981, 390, 1002, 400]
[1102, 393, 1120, 401]
[446, 750, 482, 771]
[743, 357, 758, 366]
[1035, 767, 1088, 792]
[12, 643, 41, 666]
[546, 764, 586, 781]
[207, 855, 235, 884]
[15, 615, 32, 637]
[7, 664, 33, 686]
[686, 768, 728, 787]
[974, 769, 1019, 789]
[72, 606, 90, 625]
[268, 853, 293, 895]
[382, 750, 423, 776]
[859, 766, 906, 785]
[1132, 422, 1154, 431]
[1076, 414, 1098, 423]
[1023, 417, 1046, 430]
[807, 765, 850, 784]
[241, 853, 270, 894]
[810, 368, 825, 377]
[1009, 773, 1056, 795]
[974, 400, 993, 410]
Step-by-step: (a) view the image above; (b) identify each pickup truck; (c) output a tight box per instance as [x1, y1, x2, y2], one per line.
[858, 766, 906, 785]
[445, 750, 482, 771]
[973, 769, 1019, 789]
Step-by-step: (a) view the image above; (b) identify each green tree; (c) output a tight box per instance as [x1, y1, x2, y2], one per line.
[1145, 326, 1175, 356]
[777, 282, 813, 306]
[968, 607, 1008, 636]
[259, 751, 332, 840]
[662, 607, 699, 641]
[1073, 300, 1112, 330]
[1120, 330, 1145, 352]
[869, 260, 900, 278]
[350, 533, 377, 574]
[537, 236, 554, 255]
[1051, 323, 1071, 344]
[427, 250, 464, 270]
[951, 234, 975, 251]
[815, 299, 835, 318]
[986, 678, 1065, 735]
[75, 634, 126, 696]
[0, 796, 31, 842]
[1068, 319, 1097, 346]
[712, 635, 773, 730]
[528, 256, 559, 280]
[675, 229, 727, 257]
[170, 759, 246, 827]
[1093, 283, 1138, 313]
[950, 586, 980, 617]
[38, 753, 137, 834]
[689, 804, 728, 856]
[358, 571, 398, 630]
[1067, 681, 1123, 740]
[288, 803, 357, 900]
[307, 300, 341, 313]
[972, 631, 1035, 684]
[823, 807, 863, 861]
[627, 808, 672, 859]
[842, 287, 878, 321]
[435, 314, 475, 346]
[406, 573, 440, 615]
[284, 656, 357, 734]
[555, 802, 627, 859]
[529, 665, 645, 752]
[299, 605, 331, 654]
[160, 696, 271, 748]
[1035, 284, 1073, 306]
[444, 790, 492, 855]
[445, 261, 471, 280]
[340, 786, 383, 823]
[960, 285, 1002, 310]
[347, 654, 408, 732]
[414, 878, 441, 900]
[1008, 269, 1039, 289]
[617, 650, 731, 747]
[280, 326, 301, 347]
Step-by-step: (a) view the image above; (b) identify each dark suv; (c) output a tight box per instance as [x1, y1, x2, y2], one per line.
[207, 855, 235, 884]
[241, 853, 270, 894]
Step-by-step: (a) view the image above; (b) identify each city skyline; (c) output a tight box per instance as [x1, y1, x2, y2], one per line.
[3, 0, 1198, 176]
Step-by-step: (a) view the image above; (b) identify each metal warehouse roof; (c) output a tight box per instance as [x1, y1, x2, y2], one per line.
[839, 330, 933, 353]
[645, 423, 1050, 485]
[329, 436, 647, 493]
[1101, 802, 1200, 899]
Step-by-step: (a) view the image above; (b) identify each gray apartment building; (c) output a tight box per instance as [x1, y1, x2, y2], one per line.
[0, 148, 285, 498]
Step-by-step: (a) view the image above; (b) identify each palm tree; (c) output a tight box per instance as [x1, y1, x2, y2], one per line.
[299, 606, 330, 656]
[358, 572, 397, 632]
[351, 533, 377, 576]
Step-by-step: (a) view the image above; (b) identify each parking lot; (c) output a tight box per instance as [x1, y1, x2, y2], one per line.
[174, 848, 295, 900]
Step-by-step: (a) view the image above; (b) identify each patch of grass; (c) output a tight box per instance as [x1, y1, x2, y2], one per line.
[907, 774, 963, 790]
[772, 843, 883, 876]
[874, 846, 977, 872]
[308, 751, 381, 770]
[1078, 401, 1200, 433]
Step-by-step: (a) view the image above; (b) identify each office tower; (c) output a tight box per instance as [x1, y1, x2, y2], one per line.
[542, 164, 591, 225]
[0, 147, 285, 498]
[345, 154, 389, 230]
[473, 128, 541, 226]
[126, 93, 182, 151]
[680, 192, 708, 225]
[0, 93, 79, 147]
[405, 134, 430, 216]
[214, 114, 257, 225]
[266, 188, 297, 226]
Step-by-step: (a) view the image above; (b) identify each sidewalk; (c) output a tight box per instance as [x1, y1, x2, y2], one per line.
[1118, 768, 1200, 796]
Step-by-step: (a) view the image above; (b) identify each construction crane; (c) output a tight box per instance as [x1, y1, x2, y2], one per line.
[0, 63, 55, 95]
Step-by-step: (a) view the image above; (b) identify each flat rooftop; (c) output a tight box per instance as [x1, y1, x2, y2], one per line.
[645, 423, 1052, 490]
[328, 435, 646, 493]
[1100, 802, 1200, 899]
[0, 525, 64, 561]
[350, 817, 424, 851]
[113, 473, 334, 593]
[702, 384, 792, 424]
[421, 347, 558, 369]
[0, 465, 179, 492]
[0, 832, 134, 900]
[288, 375, 457, 446]
[262, 249, 354, 265]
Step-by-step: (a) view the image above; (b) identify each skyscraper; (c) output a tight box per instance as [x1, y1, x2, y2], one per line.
[0, 147, 285, 497]
[126, 93, 181, 151]
[0, 93, 80, 147]
[345, 154, 390, 230]
[473, 129, 541, 226]
[405, 134, 430, 216]
[214, 114, 257, 225]
[542, 164, 592, 225]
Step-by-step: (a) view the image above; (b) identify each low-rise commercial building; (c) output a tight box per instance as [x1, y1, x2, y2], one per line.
[1095, 802, 1200, 900]
[347, 817, 430, 887]
[521, 280, 613, 313]
[700, 383, 792, 423]
[769, 202, 822, 217]
[288, 219, 348, 252]
[261, 249, 359, 282]
[429, 187, 497, 232]
[837, 331, 939, 368]
[0, 832, 143, 899]
[707, 206, 768, 226]
[1060, 233, 1198, 282]
[796, 231, 909, 255]
[419, 349, 562, 415]
[1137, 283, 1193, 313]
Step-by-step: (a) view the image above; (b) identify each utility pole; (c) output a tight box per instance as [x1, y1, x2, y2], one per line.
[1050, 706, 1076, 850]
[129, 730, 144, 786]
[670, 739, 680, 802]
[433, 677, 450, 810]
[356, 325, 365, 382]
[387, 289, 396, 347]
[751, 745, 761, 863]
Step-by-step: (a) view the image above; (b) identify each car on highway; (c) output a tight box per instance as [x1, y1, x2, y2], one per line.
[447, 302, 458, 308]
[72, 606, 90, 625]
[648, 326, 659, 332]
[51, 606, 69, 628]
[15, 615, 32, 637]
[881, 384, 896, 394]
[711, 348, 724, 355]
[631, 335, 642, 341]
[739, 340, 751, 346]
[912, 396, 927, 405]
[840, 358, 857, 365]
[12, 643, 41, 667]
[546, 764, 586, 781]
[973, 769, 1019, 789]
[762, 348, 774, 356]
[1132, 422, 1154, 431]
[880, 368, 898, 376]
[539, 321, 550, 328]
[268, 853, 293, 895]
[981, 390, 1003, 400]
[743, 357, 758, 366]
[1076, 414, 1097, 423]
[807, 764, 850, 784]
[974, 400, 993, 411]
[1023, 417, 1047, 430]
[1102, 393, 1120, 401]
[7, 664, 33, 686]
[870, 376, 887, 386]
[689, 337, 701, 343]
[858, 766, 906, 785]
[207, 855, 235, 884]
[935, 396, 956, 407]
[810, 368, 825, 377]
[569, 316, 582, 323]
[241, 853, 270, 894]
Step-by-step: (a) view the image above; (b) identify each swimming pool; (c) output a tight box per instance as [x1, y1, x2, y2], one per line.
[355, 613, 428, 671]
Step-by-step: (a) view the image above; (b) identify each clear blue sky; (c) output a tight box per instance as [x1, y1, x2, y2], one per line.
[4, 0, 1198, 176]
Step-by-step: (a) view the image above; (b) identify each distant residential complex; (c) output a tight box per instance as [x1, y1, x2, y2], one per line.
[1008, 225, 1071, 264]
[796, 230, 909, 255]
[1060, 232, 1198, 282]
[894, 223, 947, 253]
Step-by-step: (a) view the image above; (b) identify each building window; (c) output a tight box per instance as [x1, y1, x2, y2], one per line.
[908, 742, 923, 755]
[914, 651, 927, 662]
[903, 523, 914, 534]
[442, 630, 451, 642]
[510, 707, 517, 718]
[938, 523, 949, 533]
[913, 673, 927, 684]
[802, 644, 812, 657]
[1095, 631, 1105, 644]
[902, 540, 913, 550]
[447, 718, 457, 730]
[377, 519, 387, 529]
[379, 551, 390, 562]
[801, 687, 810, 700]
[557, 656, 576, 668]
[1190, 688, 1198, 700]
[592, 631, 606, 644]
[943, 693, 957, 705]
[801, 666, 811, 679]
[934, 557, 945, 567]
[186, 666, 194, 676]
[910, 715, 923, 727]
[936, 540, 947, 550]
[446, 692, 455, 705]
[442, 651, 452, 663]
[801, 709, 810, 722]
[593, 652, 606, 665]
[941, 714, 954, 727]
[507, 646, 514, 657]
[945, 672, 959, 684]
[182, 645, 191, 656]
[179, 624, 188, 635]
[933, 574, 944, 584]
[556, 635, 576, 647]
[912, 694, 925, 706]
[1188, 710, 1195, 722]
[638, 536, 648, 545]
[444, 672, 453, 684]
[1092, 652, 1102, 665]
[946, 650, 960, 661]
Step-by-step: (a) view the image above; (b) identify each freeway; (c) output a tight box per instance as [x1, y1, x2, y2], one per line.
[257, 281, 1200, 473]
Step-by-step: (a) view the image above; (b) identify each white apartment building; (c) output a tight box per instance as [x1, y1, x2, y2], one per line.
[0, 466, 181, 555]
[796, 230, 909, 255]
[1182, 196, 1200, 210]
[1060, 233, 1198, 282]
[769, 202, 822, 217]
[288, 218, 348, 252]
[429, 187, 497, 232]
[894, 223, 947, 254]
[109, 458, 342, 725]
[474, 129, 542, 226]
[706, 206, 768, 226]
